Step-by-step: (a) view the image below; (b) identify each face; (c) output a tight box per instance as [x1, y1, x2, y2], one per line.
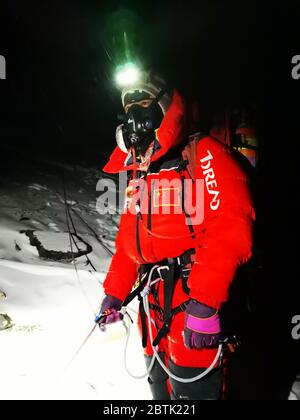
[122, 97, 164, 157]
[124, 98, 154, 114]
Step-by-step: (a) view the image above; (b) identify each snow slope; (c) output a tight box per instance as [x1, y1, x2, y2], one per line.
[0, 154, 151, 400]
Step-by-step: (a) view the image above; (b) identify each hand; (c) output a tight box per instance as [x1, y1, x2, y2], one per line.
[96, 294, 123, 329]
[183, 300, 222, 349]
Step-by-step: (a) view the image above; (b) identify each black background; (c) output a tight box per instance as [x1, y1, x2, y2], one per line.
[1, 0, 298, 156]
[1, 0, 300, 400]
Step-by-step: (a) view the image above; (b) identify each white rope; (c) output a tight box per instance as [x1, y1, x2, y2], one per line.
[123, 317, 156, 380]
[123, 265, 159, 379]
[143, 291, 222, 383]
[123, 265, 223, 383]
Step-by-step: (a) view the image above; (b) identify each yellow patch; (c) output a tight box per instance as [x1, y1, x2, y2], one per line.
[153, 187, 180, 208]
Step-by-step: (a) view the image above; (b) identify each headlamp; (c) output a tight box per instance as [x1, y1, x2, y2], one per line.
[115, 63, 141, 87]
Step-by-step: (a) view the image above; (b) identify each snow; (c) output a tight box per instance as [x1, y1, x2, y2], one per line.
[0, 154, 151, 400]
[289, 376, 300, 401]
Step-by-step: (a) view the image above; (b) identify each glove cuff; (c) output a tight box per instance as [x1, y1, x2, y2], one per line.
[101, 294, 123, 313]
[186, 312, 220, 334]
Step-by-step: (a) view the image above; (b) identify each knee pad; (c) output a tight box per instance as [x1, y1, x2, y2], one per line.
[168, 358, 221, 400]
[145, 353, 170, 400]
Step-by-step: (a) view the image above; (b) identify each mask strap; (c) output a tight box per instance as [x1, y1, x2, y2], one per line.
[150, 88, 166, 107]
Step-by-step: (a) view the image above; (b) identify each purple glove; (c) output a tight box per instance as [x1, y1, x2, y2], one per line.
[96, 294, 123, 328]
[184, 300, 222, 349]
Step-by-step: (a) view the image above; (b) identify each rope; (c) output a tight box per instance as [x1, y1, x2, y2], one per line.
[70, 207, 114, 257]
[123, 266, 222, 383]
[65, 203, 98, 272]
[52, 187, 114, 258]
[62, 173, 97, 316]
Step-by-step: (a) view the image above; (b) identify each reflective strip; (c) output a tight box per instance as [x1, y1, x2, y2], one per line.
[186, 313, 220, 334]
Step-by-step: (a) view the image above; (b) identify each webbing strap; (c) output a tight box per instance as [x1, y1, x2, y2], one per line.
[122, 275, 148, 307]
[122, 249, 195, 349]
[139, 297, 148, 348]
[162, 259, 175, 322]
[152, 304, 187, 347]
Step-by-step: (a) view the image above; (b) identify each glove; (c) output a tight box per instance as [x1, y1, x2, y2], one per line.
[96, 294, 123, 328]
[183, 299, 222, 349]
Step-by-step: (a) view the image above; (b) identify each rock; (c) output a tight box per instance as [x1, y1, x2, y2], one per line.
[0, 314, 13, 331]
[20, 229, 92, 262]
[15, 241, 22, 251]
[0, 290, 6, 301]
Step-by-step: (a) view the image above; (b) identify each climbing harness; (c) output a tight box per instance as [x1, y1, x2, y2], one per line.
[123, 249, 195, 348]
[122, 262, 223, 384]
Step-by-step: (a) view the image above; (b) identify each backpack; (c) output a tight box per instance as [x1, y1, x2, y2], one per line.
[181, 132, 206, 181]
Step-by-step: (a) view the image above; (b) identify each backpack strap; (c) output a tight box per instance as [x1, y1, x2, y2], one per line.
[182, 132, 207, 180]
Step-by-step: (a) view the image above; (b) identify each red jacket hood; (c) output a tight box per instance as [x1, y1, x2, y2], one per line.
[103, 90, 186, 174]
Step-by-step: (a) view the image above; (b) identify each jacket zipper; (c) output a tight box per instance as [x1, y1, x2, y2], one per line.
[147, 179, 156, 232]
[136, 211, 146, 262]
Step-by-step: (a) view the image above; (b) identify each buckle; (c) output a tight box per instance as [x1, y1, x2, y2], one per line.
[157, 265, 170, 280]
[177, 249, 195, 267]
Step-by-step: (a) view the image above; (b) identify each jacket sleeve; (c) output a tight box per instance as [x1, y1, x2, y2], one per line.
[103, 218, 138, 302]
[187, 138, 255, 310]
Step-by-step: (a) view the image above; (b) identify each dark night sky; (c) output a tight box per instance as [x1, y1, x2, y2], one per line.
[1, 0, 299, 159]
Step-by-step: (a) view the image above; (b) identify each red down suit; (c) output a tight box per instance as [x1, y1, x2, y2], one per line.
[102, 90, 255, 368]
